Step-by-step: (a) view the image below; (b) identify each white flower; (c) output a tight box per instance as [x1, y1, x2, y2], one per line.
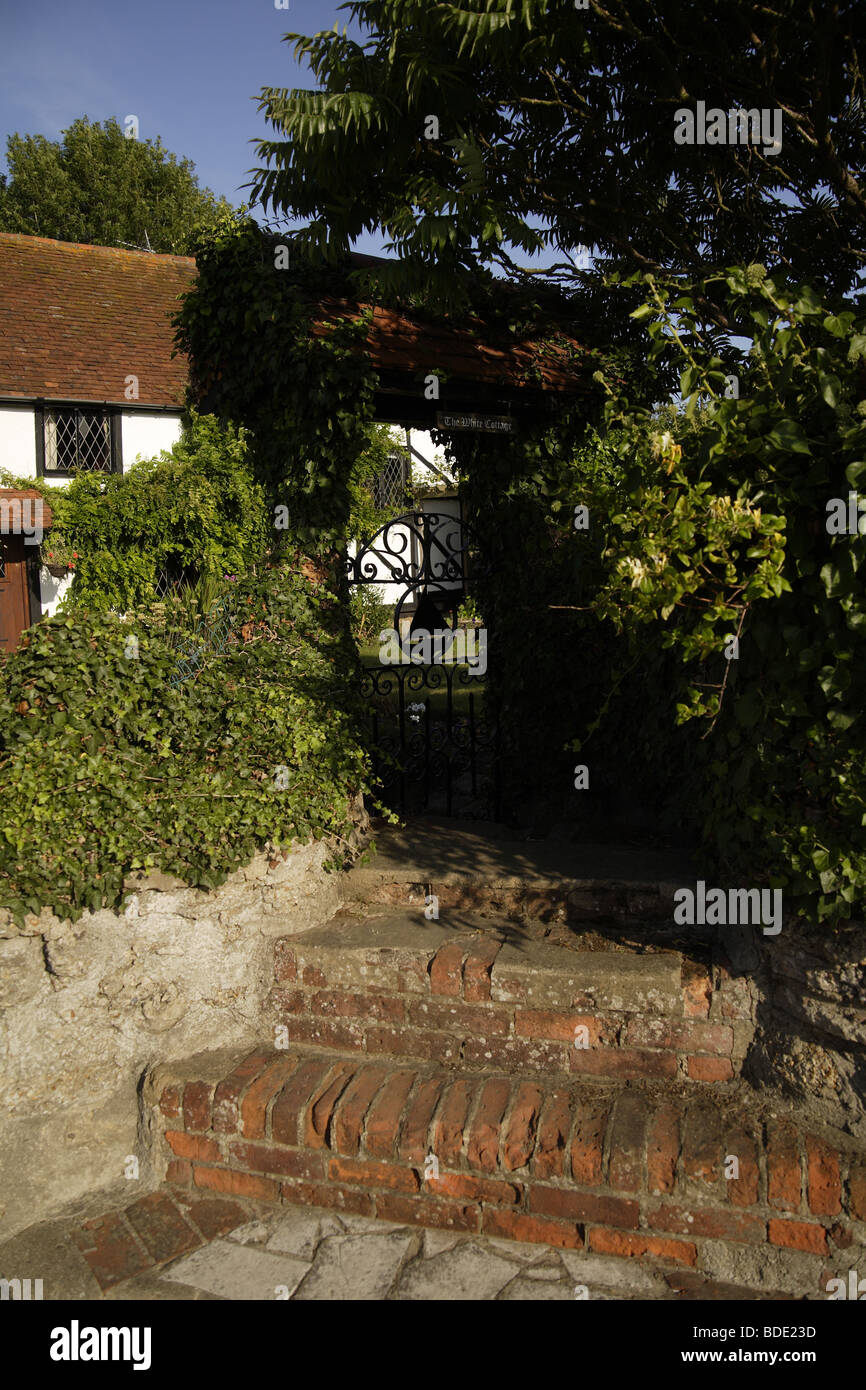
[619, 556, 648, 588]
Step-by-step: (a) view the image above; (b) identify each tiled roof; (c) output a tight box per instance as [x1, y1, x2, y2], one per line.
[312, 297, 589, 394]
[0, 234, 589, 408]
[0, 234, 195, 406]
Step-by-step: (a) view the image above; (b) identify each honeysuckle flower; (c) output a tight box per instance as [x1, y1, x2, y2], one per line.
[619, 556, 648, 588]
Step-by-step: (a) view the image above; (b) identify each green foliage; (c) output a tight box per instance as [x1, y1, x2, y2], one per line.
[347, 423, 414, 546]
[0, 117, 233, 253]
[46, 413, 270, 613]
[582, 270, 866, 921]
[173, 210, 378, 545]
[250, 0, 866, 322]
[0, 555, 372, 924]
[348, 584, 392, 646]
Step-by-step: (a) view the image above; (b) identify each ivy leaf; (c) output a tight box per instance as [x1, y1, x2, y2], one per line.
[767, 419, 810, 454]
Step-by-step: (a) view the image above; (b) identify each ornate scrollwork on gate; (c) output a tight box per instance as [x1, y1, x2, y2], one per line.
[349, 508, 499, 819]
[347, 508, 486, 635]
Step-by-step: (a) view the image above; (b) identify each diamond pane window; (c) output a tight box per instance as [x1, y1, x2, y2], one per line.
[369, 452, 409, 510]
[44, 408, 114, 474]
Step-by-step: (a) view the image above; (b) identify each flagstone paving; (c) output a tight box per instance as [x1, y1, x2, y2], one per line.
[0, 1186, 799, 1301]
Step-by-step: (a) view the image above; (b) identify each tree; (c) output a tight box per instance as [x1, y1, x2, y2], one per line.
[249, 0, 865, 324]
[0, 117, 233, 254]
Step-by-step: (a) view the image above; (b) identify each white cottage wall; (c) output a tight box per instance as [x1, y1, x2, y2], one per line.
[2, 407, 184, 616]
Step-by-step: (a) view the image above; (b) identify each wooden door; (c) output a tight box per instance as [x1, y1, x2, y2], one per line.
[0, 534, 32, 654]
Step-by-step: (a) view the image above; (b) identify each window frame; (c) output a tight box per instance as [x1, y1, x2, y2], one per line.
[34, 401, 123, 479]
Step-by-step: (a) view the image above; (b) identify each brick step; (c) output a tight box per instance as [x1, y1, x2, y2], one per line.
[145, 1046, 866, 1296]
[268, 908, 754, 1084]
[345, 818, 697, 928]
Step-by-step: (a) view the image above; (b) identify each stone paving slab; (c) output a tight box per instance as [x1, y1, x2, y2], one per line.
[0, 1185, 803, 1302]
[348, 819, 695, 890]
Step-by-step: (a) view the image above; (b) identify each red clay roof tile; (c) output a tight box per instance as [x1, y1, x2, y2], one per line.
[0, 234, 588, 406]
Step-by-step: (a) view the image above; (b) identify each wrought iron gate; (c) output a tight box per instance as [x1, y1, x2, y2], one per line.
[347, 508, 500, 819]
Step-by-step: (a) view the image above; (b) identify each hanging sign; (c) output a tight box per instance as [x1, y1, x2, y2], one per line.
[435, 411, 515, 434]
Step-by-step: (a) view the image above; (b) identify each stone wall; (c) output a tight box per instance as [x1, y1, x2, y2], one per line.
[736, 917, 866, 1142]
[0, 838, 353, 1242]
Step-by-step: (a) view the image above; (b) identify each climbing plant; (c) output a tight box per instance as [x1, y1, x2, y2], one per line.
[173, 210, 379, 551]
[562, 267, 866, 921]
[0, 552, 373, 925]
[46, 412, 270, 612]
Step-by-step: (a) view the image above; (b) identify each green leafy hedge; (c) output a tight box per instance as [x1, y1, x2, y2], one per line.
[51, 412, 270, 611]
[580, 269, 866, 922]
[0, 553, 372, 925]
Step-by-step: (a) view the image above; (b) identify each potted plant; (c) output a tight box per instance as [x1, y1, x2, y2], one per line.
[42, 533, 78, 578]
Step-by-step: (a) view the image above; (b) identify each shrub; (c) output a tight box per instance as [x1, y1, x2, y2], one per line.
[0, 552, 372, 924]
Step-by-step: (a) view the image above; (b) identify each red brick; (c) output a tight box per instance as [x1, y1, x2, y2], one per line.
[270, 988, 306, 1015]
[645, 1202, 766, 1243]
[271, 1057, 335, 1146]
[724, 1129, 760, 1207]
[165, 1130, 221, 1163]
[647, 1103, 680, 1195]
[433, 1079, 478, 1167]
[570, 1048, 677, 1079]
[124, 1191, 200, 1264]
[462, 1036, 569, 1073]
[331, 1065, 390, 1155]
[682, 962, 711, 1018]
[687, 1056, 733, 1082]
[239, 1055, 300, 1141]
[466, 1078, 511, 1173]
[850, 1160, 866, 1222]
[502, 1083, 544, 1172]
[192, 1165, 280, 1202]
[302, 965, 328, 987]
[166, 1158, 192, 1186]
[406, 998, 509, 1036]
[463, 940, 502, 1002]
[427, 1172, 521, 1205]
[767, 1122, 802, 1211]
[274, 940, 297, 982]
[626, 1019, 733, 1054]
[183, 1080, 213, 1134]
[229, 1142, 325, 1182]
[72, 1212, 153, 1290]
[328, 1156, 420, 1193]
[515, 1010, 609, 1044]
[377, 1192, 479, 1232]
[430, 943, 465, 996]
[681, 1105, 722, 1188]
[364, 1069, 417, 1158]
[806, 1137, 841, 1217]
[282, 1017, 365, 1051]
[571, 1104, 609, 1186]
[182, 1197, 247, 1240]
[608, 1095, 647, 1192]
[312, 990, 404, 1023]
[588, 1228, 697, 1266]
[306, 1064, 358, 1148]
[398, 1075, 446, 1163]
[159, 1085, 181, 1119]
[768, 1218, 828, 1254]
[482, 1208, 583, 1250]
[533, 1089, 574, 1178]
[281, 1180, 374, 1217]
[211, 1052, 273, 1134]
[531, 1186, 639, 1229]
[365, 1025, 461, 1065]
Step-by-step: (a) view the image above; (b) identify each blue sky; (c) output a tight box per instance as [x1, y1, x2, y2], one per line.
[0, 0, 393, 254]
